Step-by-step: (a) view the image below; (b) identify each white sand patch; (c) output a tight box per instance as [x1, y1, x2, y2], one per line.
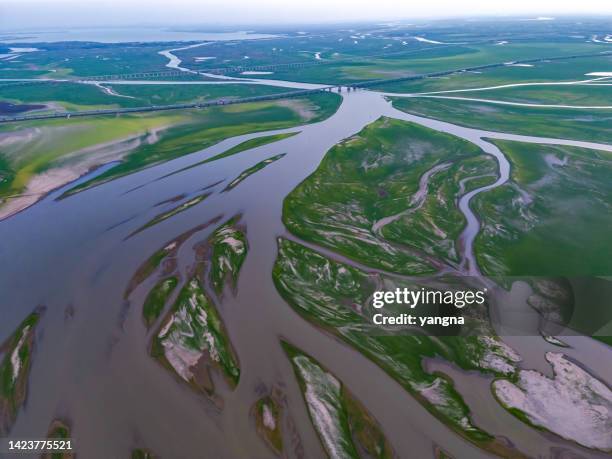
[262, 404, 276, 430]
[10, 326, 30, 383]
[493, 352, 612, 451]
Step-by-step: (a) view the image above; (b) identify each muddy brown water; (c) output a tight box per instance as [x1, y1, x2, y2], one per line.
[1, 89, 611, 458]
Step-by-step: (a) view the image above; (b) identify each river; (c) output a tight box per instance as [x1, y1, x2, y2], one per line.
[1, 52, 611, 459]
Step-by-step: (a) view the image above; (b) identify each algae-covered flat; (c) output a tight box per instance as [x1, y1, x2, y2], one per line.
[151, 276, 240, 395]
[283, 341, 396, 459]
[206, 216, 248, 295]
[0, 308, 43, 435]
[223, 153, 286, 192]
[283, 116, 496, 275]
[142, 277, 179, 328]
[252, 395, 283, 455]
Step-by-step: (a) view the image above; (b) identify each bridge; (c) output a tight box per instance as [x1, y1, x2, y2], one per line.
[2, 50, 611, 124]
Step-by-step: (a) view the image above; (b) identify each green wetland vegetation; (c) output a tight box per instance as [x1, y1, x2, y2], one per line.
[283, 116, 496, 274]
[130, 214, 249, 397]
[131, 448, 155, 459]
[142, 277, 179, 328]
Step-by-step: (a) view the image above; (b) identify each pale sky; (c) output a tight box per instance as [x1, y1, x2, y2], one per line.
[2, 0, 612, 30]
